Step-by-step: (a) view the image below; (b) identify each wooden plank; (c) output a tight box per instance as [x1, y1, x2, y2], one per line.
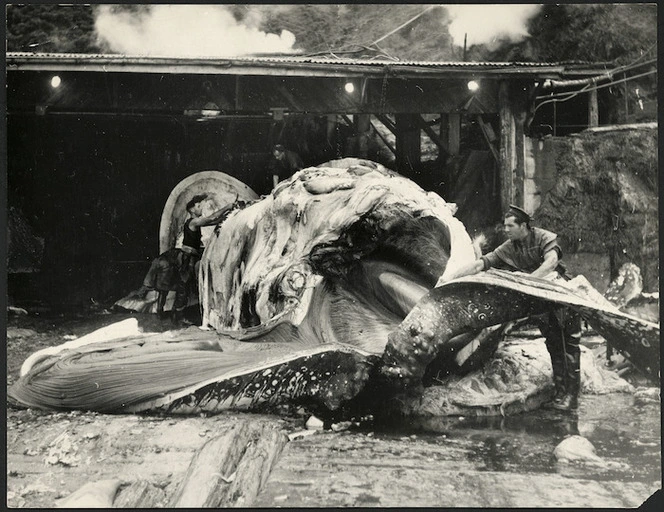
[499, 80, 515, 211]
[277, 85, 304, 112]
[416, 114, 449, 156]
[374, 113, 397, 134]
[370, 121, 397, 156]
[476, 115, 500, 165]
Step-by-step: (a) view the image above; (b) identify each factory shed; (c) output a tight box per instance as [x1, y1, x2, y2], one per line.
[6, 52, 613, 306]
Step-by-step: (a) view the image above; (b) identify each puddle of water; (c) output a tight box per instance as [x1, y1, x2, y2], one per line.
[352, 393, 661, 483]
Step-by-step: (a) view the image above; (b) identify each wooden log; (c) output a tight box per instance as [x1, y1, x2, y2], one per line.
[218, 424, 289, 507]
[55, 480, 122, 508]
[167, 420, 287, 508]
[113, 481, 167, 508]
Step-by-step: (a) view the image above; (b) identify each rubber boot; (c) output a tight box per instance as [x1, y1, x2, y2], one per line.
[544, 368, 567, 408]
[156, 291, 168, 320]
[171, 308, 183, 326]
[543, 361, 567, 409]
[552, 351, 580, 411]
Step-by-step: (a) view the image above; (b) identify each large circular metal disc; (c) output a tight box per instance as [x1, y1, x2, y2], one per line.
[159, 170, 258, 254]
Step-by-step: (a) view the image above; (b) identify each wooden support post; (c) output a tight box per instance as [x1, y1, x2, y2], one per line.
[448, 113, 460, 156]
[514, 113, 526, 207]
[235, 76, 241, 111]
[326, 114, 337, 144]
[513, 82, 529, 208]
[439, 113, 449, 151]
[395, 113, 421, 173]
[355, 114, 371, 158]
[499, 80, 515, 212]
[588, 88, 599, 127]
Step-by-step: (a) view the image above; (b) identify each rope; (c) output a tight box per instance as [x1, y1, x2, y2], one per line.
[368, 5, 438, 47]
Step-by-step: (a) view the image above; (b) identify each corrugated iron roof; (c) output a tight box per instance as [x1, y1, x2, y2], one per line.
[6, 51, 610, 70]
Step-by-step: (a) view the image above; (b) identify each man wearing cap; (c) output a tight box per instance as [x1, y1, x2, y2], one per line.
[436, 205, 583, 411]
[269, 144, 304, 189]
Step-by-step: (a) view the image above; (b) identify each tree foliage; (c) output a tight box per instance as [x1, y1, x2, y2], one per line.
[6, 4, 102, 53]
[473, 4, 657, 64]
[257, 4, 456, 60]
[5, 3, 657, 65]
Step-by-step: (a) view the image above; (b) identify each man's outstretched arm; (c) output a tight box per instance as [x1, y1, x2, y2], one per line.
[435, 259, 484, 287]
[189, 196, 239, 228]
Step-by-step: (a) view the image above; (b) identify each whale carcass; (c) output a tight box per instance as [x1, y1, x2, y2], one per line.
[8, 159, 660, 416]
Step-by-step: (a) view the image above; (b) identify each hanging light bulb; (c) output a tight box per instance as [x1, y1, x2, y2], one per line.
[467, 80, 479, 92]
[344, 82, 355, 94]
[50, 75, 62, 88]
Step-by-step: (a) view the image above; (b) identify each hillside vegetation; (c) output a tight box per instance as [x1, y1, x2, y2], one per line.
[6, 4, 656, 64]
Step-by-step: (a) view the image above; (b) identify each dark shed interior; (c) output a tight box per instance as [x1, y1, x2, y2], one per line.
[6, 53, 607, 308]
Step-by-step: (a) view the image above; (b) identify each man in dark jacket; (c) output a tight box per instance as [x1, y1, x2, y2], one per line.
[436, 205, 583, 411]
[269, 144, 304, 189]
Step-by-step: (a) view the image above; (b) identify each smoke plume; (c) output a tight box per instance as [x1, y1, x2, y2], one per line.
[446, 4, 541, 46]
[94, 5, 296, 57]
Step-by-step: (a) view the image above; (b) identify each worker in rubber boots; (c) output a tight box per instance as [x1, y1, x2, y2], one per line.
[135, 194, 238, 325]
[436, 205, 582, 411]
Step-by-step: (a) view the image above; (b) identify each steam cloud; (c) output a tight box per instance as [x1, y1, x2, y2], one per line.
[94, 5, 296, 57]
[446, 4, 542, 46]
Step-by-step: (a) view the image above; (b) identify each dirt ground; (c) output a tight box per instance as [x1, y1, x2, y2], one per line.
[5, 310, 662, 508]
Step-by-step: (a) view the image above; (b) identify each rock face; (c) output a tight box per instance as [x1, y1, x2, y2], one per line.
[535, 125, 658, 292]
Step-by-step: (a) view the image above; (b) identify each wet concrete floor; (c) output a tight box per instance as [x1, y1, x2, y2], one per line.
[254, 393, 661, 507]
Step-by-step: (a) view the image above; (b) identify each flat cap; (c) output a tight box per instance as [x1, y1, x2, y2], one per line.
[506, 204, 532, 223]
